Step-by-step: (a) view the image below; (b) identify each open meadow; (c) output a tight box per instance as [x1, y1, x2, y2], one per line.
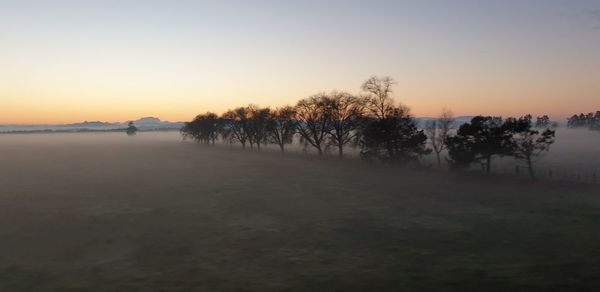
[0, 132, 599, 291]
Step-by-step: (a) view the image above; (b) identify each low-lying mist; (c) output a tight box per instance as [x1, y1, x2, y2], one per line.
[2, 128, 597, 181]
[1, 128, 599, 291]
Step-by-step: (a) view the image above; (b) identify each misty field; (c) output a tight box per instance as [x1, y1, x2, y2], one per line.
[1, 132, 600, 291]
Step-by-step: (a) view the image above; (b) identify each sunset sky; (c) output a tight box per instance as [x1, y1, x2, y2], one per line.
[1, 0, 599, 124]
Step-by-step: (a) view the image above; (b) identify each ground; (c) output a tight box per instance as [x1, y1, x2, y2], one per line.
[0, 133, 599, 291]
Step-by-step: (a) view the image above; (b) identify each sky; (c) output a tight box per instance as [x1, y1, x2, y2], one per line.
[1, 0, 599, 124]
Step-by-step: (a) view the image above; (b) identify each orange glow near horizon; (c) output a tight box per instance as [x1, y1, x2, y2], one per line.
[2, 72, 597, 124]
[2, 88, 596, 124]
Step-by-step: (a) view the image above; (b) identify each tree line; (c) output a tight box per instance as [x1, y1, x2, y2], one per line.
[182, 76, 557, 179]
[567, 111, 600, 130]
[445, 115, 555, 179]
[181, 76, 430, 163]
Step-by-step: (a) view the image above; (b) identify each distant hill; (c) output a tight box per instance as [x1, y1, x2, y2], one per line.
[130, 117, 184, 130]
[0, 117, 184, 133]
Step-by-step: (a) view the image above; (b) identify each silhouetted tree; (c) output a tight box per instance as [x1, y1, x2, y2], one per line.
[594, 111, 600, 130]
[295, 94, 331, 156]
[443, 132, 477, 170]
[535, 115, 550, 128]
[446, 116, 512, 173]
[361, 76, 397, 120]
[181, 112, 221, 144]
[567, 111, 600, 130]
[325, 91, 367, 157]
[181, 120, 200, 141]
[425, 109, 455, 167]
[505, 115, 556, 179]
[126, 121, 138, 136]
[248, 105, 271, 151]
[204, 113, 222, 144]
[567, 114, 586, 128]
[267, 106, 297, 152]
[222, 107, 252, 149]
[359, 107, 430, 164]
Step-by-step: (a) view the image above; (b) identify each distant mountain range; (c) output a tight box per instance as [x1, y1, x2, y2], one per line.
[0, 117, 185, 133]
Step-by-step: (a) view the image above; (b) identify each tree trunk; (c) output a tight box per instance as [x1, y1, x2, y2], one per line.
[436, 152, 441, 168]
[279, 144, 285, 153]
[317, 146, 323, 156]
[486, 156, 491, 173]
[338, 144, 343, 157]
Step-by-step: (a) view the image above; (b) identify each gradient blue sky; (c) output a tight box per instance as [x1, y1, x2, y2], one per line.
[1, 0, 599, 123]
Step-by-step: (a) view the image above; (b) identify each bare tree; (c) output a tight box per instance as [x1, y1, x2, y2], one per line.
[267, 106, 297, 152]
[361, 76, 396, 120]
[325, 91, 367, 157]
[221, 107, 251, 149]
[248, 105, 271, 151]
[425, 108, 455, 167]
[295, 94, 331, 156]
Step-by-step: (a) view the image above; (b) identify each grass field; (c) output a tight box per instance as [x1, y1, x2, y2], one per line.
[1, 132, 600, 291]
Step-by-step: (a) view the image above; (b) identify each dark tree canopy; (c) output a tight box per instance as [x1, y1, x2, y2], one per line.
[445, 115, 557, 178]
[221, 107, 252, 148]
[445, 116, 512, 172]
[535, 115, 550, 128]
[266, 106, 297, 152]
[181, 112, 221, 144]
[567, 111, 600, 130]
[359, 107, 430, 164]
[248, 105, 271, 151]
[126, 121, 138, 136]
[504, 115, 555, 179]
